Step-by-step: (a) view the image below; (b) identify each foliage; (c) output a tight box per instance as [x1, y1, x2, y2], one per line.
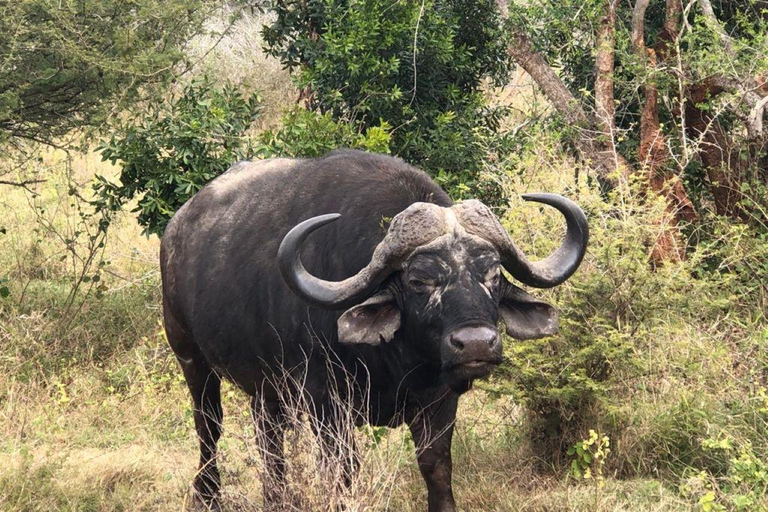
[0, 0, 220, 150]
[568, 429, 611, 483]
[96, 78, 262, 236]
[505, 0, 768, 217]
[262, 0, 511, 200]
[97, 98, 395, 236]
[256, 107, 392, 158]
[681, 435, 768, 512]
[477, 123, 768, 482]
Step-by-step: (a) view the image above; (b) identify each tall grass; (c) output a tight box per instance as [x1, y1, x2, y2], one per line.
[0, 150, 711, 511]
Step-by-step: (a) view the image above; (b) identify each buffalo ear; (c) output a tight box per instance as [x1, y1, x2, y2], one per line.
[337, 290, 401, 345]
[499, 281, 558, 340]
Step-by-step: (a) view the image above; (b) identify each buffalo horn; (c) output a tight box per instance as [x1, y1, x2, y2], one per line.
[278, 214, 393, 310]
[499, 193, 589, 288]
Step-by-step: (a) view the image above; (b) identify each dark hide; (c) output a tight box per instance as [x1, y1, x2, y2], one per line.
[161, 149, 561, 512]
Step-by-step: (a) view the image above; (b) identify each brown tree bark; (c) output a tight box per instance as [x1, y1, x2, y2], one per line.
[507, 30, 632, 185]
[506, 1, 695, 261]
[595, 0, 619, 138]
[677, 1, 768, 218]
[696, 0, 768, 139]
[633, 0, 696, 263]
[685, 80, 748, 218]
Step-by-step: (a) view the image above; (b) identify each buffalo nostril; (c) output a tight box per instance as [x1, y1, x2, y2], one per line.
[449, 326, 498, 351]
[449, 334, 466, 350]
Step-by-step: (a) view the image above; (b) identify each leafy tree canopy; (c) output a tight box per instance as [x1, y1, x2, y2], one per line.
[0, 0, 219, 150]
[262, 0, 512, 198]
[97, 77, 262, 236]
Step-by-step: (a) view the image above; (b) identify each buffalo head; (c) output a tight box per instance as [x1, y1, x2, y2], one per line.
[278, 194, 588, 384]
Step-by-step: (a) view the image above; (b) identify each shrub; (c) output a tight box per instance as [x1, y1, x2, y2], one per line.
[256, 107, 392, 158]
[96, 77, 262, 236]
[480, 127, 768, 481]
[262, 0, 510, 201]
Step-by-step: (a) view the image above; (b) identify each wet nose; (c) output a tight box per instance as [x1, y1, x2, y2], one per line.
[449, 325, 499, 352]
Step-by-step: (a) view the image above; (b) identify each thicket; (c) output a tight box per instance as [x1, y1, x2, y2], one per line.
[263, 0, 511, 199]
[96, 78, 263, 235]
[2, 1, 768, 510]
[0, 0, 221, 152]
[483, 125, 768, 508]
[97, 0, 513, 229]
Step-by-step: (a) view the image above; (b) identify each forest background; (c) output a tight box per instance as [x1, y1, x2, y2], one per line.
[1, 0, 767, 510]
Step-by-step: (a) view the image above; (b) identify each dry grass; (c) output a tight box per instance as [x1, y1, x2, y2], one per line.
[0, 149, 708, 512]
[0, 371, 695, 512]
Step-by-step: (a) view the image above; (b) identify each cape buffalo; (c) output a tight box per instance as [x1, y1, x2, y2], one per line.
[160, 149, 588, 511]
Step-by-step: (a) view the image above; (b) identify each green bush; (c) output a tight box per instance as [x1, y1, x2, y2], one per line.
[263, 0, 510, 200]
[96, 77, 262, 236]
[480, 129, 768, 481]
[0, 0, 219, 149]
[256, 107, 392, 158]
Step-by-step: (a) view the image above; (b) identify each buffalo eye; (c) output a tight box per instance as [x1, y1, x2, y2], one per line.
[484, 266, 501, 291]
[407, 277, 435, 293]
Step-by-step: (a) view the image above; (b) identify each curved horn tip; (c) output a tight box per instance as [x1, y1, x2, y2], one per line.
[279, 212, 386, 311]
[277, 213, 342, 259]
[505, 192, 589, 288]
[520, 193, 588, 231]
[522, 192, 572, 205]
[307, 212, 342, 224]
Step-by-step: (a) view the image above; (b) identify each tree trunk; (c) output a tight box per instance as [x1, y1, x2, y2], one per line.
[685, 81, 746, 218]
[507, 30, 632, 185]
[594, 0, 618, 138]
[634, 0, 696, 263]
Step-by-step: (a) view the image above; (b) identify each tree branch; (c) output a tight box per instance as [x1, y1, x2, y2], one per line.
[507, 31, 591, 128]
[507, 29, 631, 182]
[748, 94, 768, 137]
[634, 0, 697, 262]
[693, 75, 768, 139]
[0, 178, 46, 193]
[695, 0, 768, 138]
[697, 0, 734, 54]
[631, 0, 650, 52]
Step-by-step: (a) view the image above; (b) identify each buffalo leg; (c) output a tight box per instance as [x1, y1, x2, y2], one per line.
[178, 351, 223, 508]
[407, 393, 459, 512]
[252, 398, 288, 510]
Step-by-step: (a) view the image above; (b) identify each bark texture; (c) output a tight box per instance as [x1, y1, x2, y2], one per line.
[594, 0, 619, 138]
[508, 30, 632, 184]
[634, 0, 696, 262]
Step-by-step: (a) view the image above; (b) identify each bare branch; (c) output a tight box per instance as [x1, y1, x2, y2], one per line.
[664, 0, 682, 36]
[507, 31, 591, 128]
[695, 0, 768, 138]
[507, 29, 632, 182]
[632, 0, 651, 52]
[0, 178, 46, 193]
[697, 0, 734, 54]
[748, 94, 768, 136]
[694, 75, 768, 138]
